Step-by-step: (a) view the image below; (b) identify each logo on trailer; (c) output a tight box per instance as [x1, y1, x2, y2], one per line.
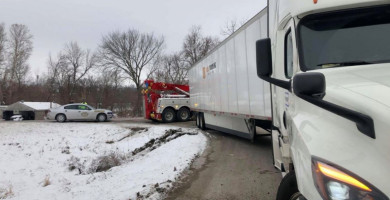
[202, 62, 217, 79]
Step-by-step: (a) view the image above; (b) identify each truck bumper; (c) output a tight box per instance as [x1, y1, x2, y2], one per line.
[150, 113, 162, 121]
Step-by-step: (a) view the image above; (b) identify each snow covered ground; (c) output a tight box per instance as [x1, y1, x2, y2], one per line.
[0, 121, 207, 200]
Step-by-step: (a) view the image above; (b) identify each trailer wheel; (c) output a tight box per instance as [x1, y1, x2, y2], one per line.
[162, 108, 176, 123]
[276, 172, 305, 200]
[199, 113, 206, 130]
[177, 107, 191, 122]
[196, 113, 200, 128]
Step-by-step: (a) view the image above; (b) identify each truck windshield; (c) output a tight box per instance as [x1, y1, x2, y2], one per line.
[298, 5, 390, 70]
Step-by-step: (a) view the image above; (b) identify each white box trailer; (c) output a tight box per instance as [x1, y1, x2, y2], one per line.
[189, 8, 272, 140]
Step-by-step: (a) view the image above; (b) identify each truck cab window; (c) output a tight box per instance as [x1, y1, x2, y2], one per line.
[285, 30, 293, 79]
[298, 5, 390, 70]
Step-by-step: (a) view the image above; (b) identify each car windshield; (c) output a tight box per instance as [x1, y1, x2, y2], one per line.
[298, 5, 390, 70]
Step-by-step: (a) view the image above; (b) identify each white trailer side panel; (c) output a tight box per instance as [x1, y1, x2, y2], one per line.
[218, 46, 229, 112]
[235, 31, 250, 114]
[190, 8, 270, 120]
[226, 39, 239, 114]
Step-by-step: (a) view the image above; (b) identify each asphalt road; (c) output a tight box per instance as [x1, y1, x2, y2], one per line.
[165, 121, 282, 200]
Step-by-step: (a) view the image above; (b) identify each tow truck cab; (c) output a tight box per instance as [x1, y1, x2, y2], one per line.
[258, 0, 390, 199]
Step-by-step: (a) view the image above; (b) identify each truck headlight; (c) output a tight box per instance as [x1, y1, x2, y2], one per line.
[312, 157, 388, 200]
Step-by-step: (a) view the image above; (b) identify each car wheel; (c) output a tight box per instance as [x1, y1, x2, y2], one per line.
[97, 114, 107, 122]
[162, 108, 176, 123]
[56, 114, 66, 123]
[177, 107, 191, 122]
[276, 172, 306, 200]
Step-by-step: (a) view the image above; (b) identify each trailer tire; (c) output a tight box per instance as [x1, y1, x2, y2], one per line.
[199, 113, 206, 130]
[162, 108, 176, 123]
[276, 172, 305, 200]
[196, 113, 200, 128]
[177, 107, 191, 122]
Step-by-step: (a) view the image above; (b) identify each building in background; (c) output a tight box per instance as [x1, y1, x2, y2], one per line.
[0, 105, 7, 119]
[2, 101, 60, 120]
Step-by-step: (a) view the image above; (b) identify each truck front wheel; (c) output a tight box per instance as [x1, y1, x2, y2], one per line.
[162, 108, 176, 123]
[276, 172, 306, 200]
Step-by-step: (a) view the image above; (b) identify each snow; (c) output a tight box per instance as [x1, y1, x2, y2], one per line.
[0, 122, 207, 200]
[21, 102, 61, 110]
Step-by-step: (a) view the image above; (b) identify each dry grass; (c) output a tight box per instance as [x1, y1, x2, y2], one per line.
[42, 175, 51, 187]
[0, 185, 14, 199]
[90, 152, 126, 173]
[105, 140, 115, 144]
[67, 156, 83, 173]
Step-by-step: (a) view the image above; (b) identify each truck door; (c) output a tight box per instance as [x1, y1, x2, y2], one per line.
[271, 19, 297, 172]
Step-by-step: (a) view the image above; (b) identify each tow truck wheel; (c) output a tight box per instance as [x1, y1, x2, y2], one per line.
[276, 172, 305, 200]
[162, 108, 176, 123]
[177, 107, 190, 122]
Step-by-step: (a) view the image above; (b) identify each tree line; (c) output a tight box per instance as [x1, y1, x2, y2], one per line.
[0, 23, 228, 116]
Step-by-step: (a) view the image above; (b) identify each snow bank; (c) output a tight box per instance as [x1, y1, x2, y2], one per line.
[0, 122, 207, 200]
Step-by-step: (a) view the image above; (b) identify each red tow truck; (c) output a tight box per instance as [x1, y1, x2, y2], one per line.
[142, 80, 191, 123]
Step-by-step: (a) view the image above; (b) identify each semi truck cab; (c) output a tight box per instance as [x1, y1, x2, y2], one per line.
[257, 0, 390, 199]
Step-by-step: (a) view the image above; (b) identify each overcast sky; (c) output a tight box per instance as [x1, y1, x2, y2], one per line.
[0, 0, 267, 77]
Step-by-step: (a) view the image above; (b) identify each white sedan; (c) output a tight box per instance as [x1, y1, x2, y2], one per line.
[47, 104, 114, 122]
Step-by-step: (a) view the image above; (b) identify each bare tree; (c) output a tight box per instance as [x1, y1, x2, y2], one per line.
[45, 53, 66, 101]
[99, 29, 164, 116]
[0, 23, 7, 104]
[8, 24, 33, 88]
[0, 23, 6, 75]
[182, 26, 219, 66]
[45, 42, 97, 103]
[62, 41, 98, 101]
[152, 52, 189, 84]
[221, 19, 241, 37]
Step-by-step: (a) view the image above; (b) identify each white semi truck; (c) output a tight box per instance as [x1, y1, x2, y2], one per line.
[189, 0, 390, 199]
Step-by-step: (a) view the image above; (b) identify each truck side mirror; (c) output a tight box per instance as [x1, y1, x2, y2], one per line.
[293, 72, 375, 139]
[256, 38, 291, 90]
[293, 73, 326, 99]
[256, 38, 272, 77]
